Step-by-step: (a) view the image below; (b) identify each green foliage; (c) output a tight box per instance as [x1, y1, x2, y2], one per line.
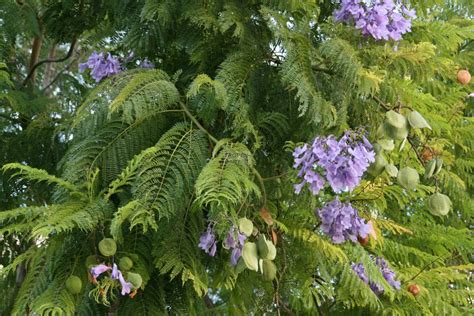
[0, 0, 473, 315]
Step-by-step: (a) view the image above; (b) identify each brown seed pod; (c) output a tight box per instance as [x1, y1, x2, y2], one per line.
[357, 235, 369, 246]
[408, 284, 420, 297]
[457, 69, 471, 85]
[259, 207, 274, 225]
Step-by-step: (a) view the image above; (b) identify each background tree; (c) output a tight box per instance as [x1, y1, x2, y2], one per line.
[0, 0, 472, 315]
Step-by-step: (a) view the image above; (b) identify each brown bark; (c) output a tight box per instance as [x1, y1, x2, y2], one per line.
[28, 36, 43, 84]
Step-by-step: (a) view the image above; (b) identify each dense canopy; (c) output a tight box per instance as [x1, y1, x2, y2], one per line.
[0, 0, 473, 315]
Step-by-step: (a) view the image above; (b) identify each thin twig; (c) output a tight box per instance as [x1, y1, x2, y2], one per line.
[179, 102, 218, 144]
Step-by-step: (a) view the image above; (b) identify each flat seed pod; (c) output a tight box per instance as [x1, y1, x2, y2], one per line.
[85, 255, 97, 268]
[259, 207, 274, 225]
[397, 167, 419, 190]
[385, 164, 398, 177]
[239, 218, 254, 237]
[242, 242, 259, 271]
[384, 122, 409, 140]
[434, 158, 443, 175]
[235, 257, 247, 274]
[373, 143, 383, 154]
[257, 235, 269, 259]
[265, 240, 277, 260]
[262, 260, 277, 281]
[424, 160, 436, 180]
[119, 257, 133, 271]
[427, 193, 451, 216]
[127, 272, 143, 289]
[98, 238, 117, 257]
[66, 276, 82, 294]
[386, 110, 406, 129]
[368, 154, 387, 177]
[377, 139, 395, 151]
[408, 111, 431, 130]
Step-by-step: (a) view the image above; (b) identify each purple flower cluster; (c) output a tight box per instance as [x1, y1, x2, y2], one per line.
[317, 197, 371, 244]
[139, 59, 155, 69]
[334, 0, 416, 41]
[293, 130, 375, 195]
[90, 263, 133, 295]
[375, 257, 401, 290]
[223, 226, 247, 266]
[198, 224, 217, 256]
[79, 52, 121, 82]
[351, 257, 400, 295]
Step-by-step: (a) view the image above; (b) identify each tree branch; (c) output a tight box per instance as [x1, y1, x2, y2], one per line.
[22, 37, 77, 86]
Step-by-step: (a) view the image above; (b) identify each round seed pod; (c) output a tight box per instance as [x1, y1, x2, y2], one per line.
[84, 255, 97, 268]
[242, 242, 259, 271]
[262, 260, 277, 281]
[119, 257, 133, 271]
[357, 235, 369, 247]
[385, 164, 398, 178]
[126, 272, 143, 289]
[407, 111, 431, 130]
[377, 139, 395, 151]
[383, 122, 409, 140]
[457, 69, 471, 85]
[368, 154, 387, 177]
[98, 238, 117, 257]
[238, 218, 254, 237]
[265, 240, 277, 261]
[408, 284, 420, 297]
[423, 160, 436, 180]
[427, 193, 451, 216]
[65, 275, 82, 294]
[397, 167, 419, 190]
[256, 235, 269, 259]
[385, 110, 406, 129]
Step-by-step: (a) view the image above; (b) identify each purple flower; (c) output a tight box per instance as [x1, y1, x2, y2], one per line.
[139, 59, 155, 69]
[351, 263, 369, 283]
[117, 270, 133, 295]
[79, 51, 122, 82]
[230, 247, 242, 266]
[469, 93, 474, 98]
[90, 264, 111, 278]
[375, 257, 401, 290]
[370, 282, 385, 295]
[317, 197, 371, 244]
[111, 263, 120, 279]
[293, 130, 375, 195]
[334, 0, 415, 41]
[198, 225, 217, 256]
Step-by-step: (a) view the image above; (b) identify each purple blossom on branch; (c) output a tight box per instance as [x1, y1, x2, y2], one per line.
[198, 224, 217, 256]
[317, 197, 371, 244]
[79, 51, 122, 82]
[224, 226, 247, 266]
[90, 264, 111, 279]
[110, 263, 133, 295]
[334, 0, 416, 41]
[293, 130, 375, 195]
[375, 257, 401, 289]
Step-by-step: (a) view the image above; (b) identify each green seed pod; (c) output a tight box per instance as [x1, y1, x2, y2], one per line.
[85, 255, 97, 268]
[383, 122, 409, 140]
[265, 240, 277, 261]
[377, 139, 395, 151]
[386, 110, 407, 129]
[235, 257, 247, 274]
[238, 218, 254, 237]
[98, 238, 117, 257]
[256, 235, 269, 259]
[65, 275, 82, 294]
[397, 167, 419, 190]
[242, 242, 259, 271]
[368, 154, 387, 177]
[126, 272, 143, 289]
[119, 257, 133, 271]
[434, 158, 443, 175]
[407, 111, 431, 130]
[385, 164, 398, 177]
[424, 160, 436, 180]
[262, 260, 277, 281]
[427, 193, 451, 216]
[373, 143, 383, 154]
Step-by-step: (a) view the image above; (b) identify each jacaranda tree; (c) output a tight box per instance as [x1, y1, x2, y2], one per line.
[0, 0, 473, 315]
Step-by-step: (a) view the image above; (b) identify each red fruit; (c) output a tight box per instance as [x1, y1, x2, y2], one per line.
[358, 235, 369, 246]
[408, 284, 420, 297]
[457, 70, 471, 85]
